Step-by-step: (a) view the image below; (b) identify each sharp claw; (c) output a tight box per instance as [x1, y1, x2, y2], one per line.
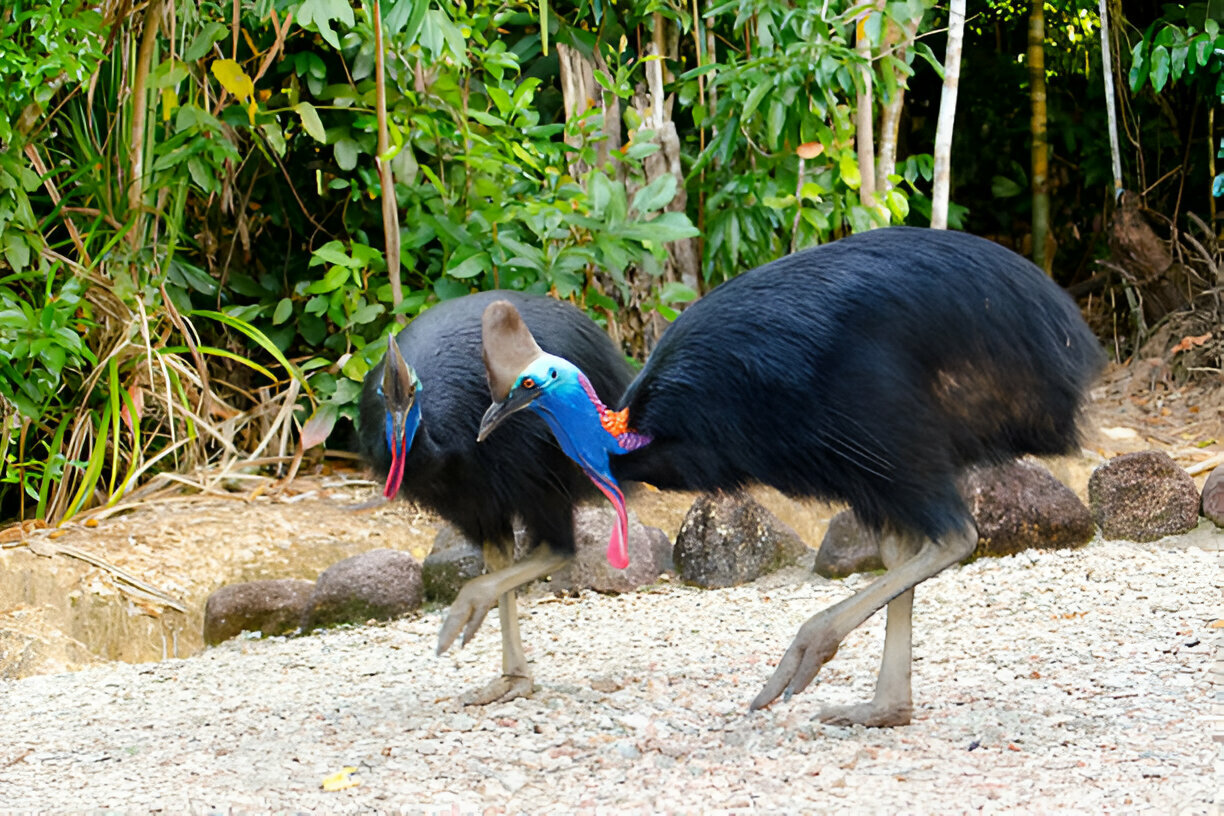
[461, 605, 492, 648]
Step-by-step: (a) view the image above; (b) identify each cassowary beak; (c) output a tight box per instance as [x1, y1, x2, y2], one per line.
[477, 387, 539, 443]
[382, 335, 418, 499]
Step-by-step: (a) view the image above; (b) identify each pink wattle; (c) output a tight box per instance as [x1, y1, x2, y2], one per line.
[606, 502, 629, 570]
[589, 476, 630, 570]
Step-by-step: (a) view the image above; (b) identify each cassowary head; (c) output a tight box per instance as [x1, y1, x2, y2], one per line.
[477, 300, 635, 570]
[380, 333, 422, 499]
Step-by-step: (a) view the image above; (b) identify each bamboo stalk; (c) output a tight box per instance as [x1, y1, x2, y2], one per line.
[1029, 0, 1049, 271]
[128, 0, 165, 253]
[372, 0, 404, 322]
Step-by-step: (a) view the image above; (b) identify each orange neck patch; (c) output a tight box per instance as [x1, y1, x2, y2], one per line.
[600, 406, 631, 438]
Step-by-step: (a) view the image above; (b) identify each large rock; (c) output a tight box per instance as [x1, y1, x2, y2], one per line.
[203, 578, 315, 645]
[814, 511, 884, 578]
[422, 525, 485, 604]
[675, 492, 809, 588]
[301, 549, 422, 631]
[814, 461, 1094, 578]
[550, 504, 673, 594]
[1088, 451, 1200, 542]
[965, 460, 1095, 556]
[1202, 468, 1224, 528]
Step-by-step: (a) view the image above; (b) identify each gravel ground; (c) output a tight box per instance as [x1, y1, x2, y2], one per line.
[0, 535, 1218, 814]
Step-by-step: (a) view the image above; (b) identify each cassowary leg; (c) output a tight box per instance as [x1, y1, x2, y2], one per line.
[819, 531, 921, 727]
[436, 544, 570, 705]
[751, 524, 977, 717]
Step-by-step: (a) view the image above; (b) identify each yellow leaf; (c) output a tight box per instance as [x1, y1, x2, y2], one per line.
[321, 767, 361, 791]
[247, 99, 257, 126]
[160, 87, 177, 122]
[211, 58, 254, 101]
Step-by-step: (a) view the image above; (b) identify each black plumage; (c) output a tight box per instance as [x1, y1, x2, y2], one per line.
[479, 226, 1104, 723]
[359, 290, 632, 556]
[615, 226, 1102, 542]
[359, 290, 633, 704]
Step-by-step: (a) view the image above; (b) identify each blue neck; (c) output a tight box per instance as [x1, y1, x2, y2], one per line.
[384, 400, 423, 457]
[529, 384, 626, 487]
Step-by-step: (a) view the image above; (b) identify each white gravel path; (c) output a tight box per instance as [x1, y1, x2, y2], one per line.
[0, 536, 1218, 814]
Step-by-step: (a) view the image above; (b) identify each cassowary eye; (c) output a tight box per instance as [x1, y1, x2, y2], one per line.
[550, 369, 557, 379]
[522, 377, 536, 389]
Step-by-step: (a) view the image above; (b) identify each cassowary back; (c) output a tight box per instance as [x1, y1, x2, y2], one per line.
[616, 227, 1104, 541]
[359, 291, 634, 552]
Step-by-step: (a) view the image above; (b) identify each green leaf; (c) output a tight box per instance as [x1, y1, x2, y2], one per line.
[838, 151, 862, 190]
[447, 251, 491, 279]
[184, 22, 227, 62]
[334, 137, 360, 171]
[273, 297, 294, 325]
[350, 303, 384, 324]
[631, 174, 677, 214]
[295, 102, 326, 143]
[296, 0, 355, 50]
[3, 234, 30, 272]
[634, 211, 699, 243]
[742, 80, 771, 119]
[657, 281, 697, 305]
[311, 240, 359, 268]
[1128, 41, 1149, 91]
[624, 142, 660, 160]
[1149, 45, 1170, 92]
[305, 265, 351, 293]
[913, 43, 944, 80]
[990, 175, 1023, 198]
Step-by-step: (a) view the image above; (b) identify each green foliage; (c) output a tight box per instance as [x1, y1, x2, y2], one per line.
[1128, 12, 1223, 197]
[686, 0, 926, 282]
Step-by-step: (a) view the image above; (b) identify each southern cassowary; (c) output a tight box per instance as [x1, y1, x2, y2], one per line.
[358, 290, 633, 704]
[477, 227, 1104, 726]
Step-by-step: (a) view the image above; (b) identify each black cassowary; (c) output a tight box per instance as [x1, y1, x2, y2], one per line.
[477, 227, 1104, 726]
[359, 290, 633, 704]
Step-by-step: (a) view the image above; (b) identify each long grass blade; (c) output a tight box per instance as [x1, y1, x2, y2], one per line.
[188, 309, 312, 395]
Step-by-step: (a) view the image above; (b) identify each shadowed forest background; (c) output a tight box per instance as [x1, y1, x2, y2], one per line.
[0, 0, 1220, 528]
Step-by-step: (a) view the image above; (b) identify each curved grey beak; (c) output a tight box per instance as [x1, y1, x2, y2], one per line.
[477, 388, 541, 443]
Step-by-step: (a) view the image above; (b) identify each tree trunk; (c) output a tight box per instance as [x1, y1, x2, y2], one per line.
[876, 14, 923, 193]
[620, 46, 700, 357]
[556, 43, 622, 180]
[930, 0, 965, 230]
[1029, 0, 1050, 272]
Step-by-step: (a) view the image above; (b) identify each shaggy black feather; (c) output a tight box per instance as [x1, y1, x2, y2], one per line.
[615, 227, 1104, 542]
[358, 291, 634, 555]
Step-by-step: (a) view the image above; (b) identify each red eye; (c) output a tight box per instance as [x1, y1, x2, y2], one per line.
[522, 378, 536, 389]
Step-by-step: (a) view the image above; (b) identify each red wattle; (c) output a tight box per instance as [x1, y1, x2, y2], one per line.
[383, 435, 408, 498]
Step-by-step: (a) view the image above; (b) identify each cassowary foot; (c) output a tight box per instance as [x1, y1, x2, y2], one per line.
[818, 699, 912, 728]
[460, 673, 534, 706]
[750, 614, 842, 710]
[436, 574, 501, 655]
